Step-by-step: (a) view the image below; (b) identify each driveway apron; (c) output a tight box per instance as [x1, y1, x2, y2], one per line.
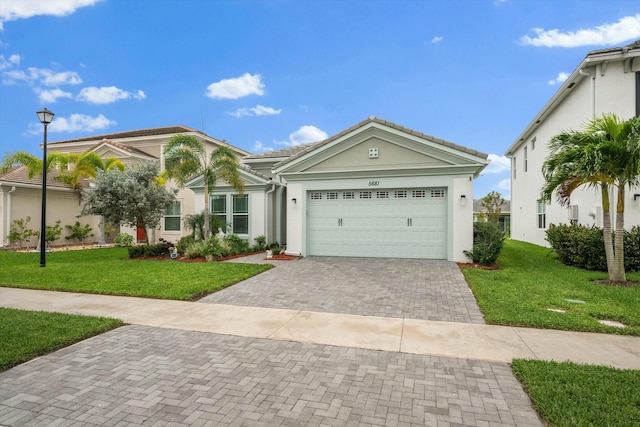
[201, 256, 485, 324]
[0, 257, 548, 426]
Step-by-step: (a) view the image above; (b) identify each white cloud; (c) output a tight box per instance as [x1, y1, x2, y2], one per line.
[483, 154, 511, 174]
[0, 0, 102, 30]
[47, 113, 115, 133]
[521, 14, 640, 47]
[231, 104, 282, 118]
[34, 87, 73, 103]
[431, 36, 443, 44]
[2, 67, 82, 86]
[496, 178, 511, 191]
[206, 73, 265, 99]
[276, 125, 328, 147]
[77, 86, 146, 104]
[0, 53, 19, 70]
[548, 72, 569, 85]
[252, 140, 274, 153]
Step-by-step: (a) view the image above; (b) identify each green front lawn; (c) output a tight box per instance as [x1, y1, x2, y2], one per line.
[512, 359, 640, 426]
[461, 239, 640, 335]
[0, 307, 123, 371]
[0, 248, 272, 300]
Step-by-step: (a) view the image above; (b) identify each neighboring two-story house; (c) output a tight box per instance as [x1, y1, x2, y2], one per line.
[0, 126, 251, 246]
[506, 40, 640, 247]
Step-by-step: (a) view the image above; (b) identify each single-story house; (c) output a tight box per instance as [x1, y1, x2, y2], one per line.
[191, 116, 488, 261]
[505, 40, 640, 247]
[472, 199, 511, 234]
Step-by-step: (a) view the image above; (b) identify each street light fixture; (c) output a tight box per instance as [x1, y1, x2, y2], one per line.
[37, 108, 55, 267]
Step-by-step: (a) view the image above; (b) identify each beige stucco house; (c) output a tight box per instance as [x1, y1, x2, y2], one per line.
[0, 126, 250, 247]
[505, 40, 640, 247]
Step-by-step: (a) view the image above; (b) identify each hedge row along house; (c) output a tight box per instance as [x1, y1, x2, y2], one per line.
[0, 117, 488, 262]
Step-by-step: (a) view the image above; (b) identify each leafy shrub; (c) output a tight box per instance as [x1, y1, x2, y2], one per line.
[114, 233, 134, 247]
[464, 221, 505, 266]
[223, 234, 250, 255]
[253, 235, 266, 251]
[203, 236, 225, 258]
[45, 220, 63, 247]
[625, 226, 640, 272]
[176, 236, 195, 255]
[127, 246, 145, 258]
[8, 217, 38, 249]
[65, 221, 94, 246]
[184, 241, 207, 259]
[546, 223, 640, 272]
[144, 243, 169, 257]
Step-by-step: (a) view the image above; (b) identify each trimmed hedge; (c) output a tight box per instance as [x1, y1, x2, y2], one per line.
[545, 223, 640, 272]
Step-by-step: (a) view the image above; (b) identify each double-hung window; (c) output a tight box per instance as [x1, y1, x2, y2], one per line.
[232, 195, 249, 234]
[164, 201, 181, 231]
[537, 199, 546, 229]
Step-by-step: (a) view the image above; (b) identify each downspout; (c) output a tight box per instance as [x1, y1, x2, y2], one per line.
[265, 182, 276, 244]
[4, 185, 16, 247]
[579, 68, 596, 118]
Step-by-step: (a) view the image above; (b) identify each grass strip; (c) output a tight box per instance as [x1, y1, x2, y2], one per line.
[0, 248, 272, 300]
[0, 307, 123, 371]
[462, 240, 640, 335]
[512, 359, 640, 427]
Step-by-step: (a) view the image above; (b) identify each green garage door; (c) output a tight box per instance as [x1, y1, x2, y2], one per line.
[307, 188, 447, 259]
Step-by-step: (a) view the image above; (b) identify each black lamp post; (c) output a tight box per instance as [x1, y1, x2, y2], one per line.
[36, 108, 55, 267]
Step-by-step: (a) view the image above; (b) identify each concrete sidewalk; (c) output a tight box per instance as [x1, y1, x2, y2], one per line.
[2, 287, 639, 369]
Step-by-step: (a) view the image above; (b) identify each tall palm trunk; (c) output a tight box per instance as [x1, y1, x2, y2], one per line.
[600, 184, 615, 278]
[611, 185, 626, 283]
[203, 183, 210, 239]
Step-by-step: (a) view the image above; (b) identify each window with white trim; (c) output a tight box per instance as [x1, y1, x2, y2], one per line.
[513, 156, 517, 179]
[210, 194, 250, 235]
[164, 201, 181, 231]
[537, 199, 546, 229]
[232, 195, 249, 234]
[524, 146, 528, 172]
[211, 195, 227, 230]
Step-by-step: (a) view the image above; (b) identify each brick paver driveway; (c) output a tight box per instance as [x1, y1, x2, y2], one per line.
[201, 256, 485, 324]
[0, 257, 544, 426]
[0, 326, 542, 426]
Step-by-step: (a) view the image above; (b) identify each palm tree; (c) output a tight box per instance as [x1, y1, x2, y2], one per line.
[542, 114, 640, 283]
[163, 134, 244, 239]
[56, 152, 125, 190]
[1, 150, 67, 178]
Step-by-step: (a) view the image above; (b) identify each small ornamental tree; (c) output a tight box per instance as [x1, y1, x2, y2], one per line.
[480, 191, 506, 224]
[65, 221, 94, 247]
[80, 161, 176, 244]
[8, 217, 38, 249]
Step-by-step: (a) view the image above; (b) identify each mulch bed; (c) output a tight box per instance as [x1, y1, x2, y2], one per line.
[456, 262, 500, 270]
[131, 252, 301, 263]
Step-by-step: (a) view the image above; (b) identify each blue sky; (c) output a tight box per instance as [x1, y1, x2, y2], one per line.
[1, 0, 640, 199]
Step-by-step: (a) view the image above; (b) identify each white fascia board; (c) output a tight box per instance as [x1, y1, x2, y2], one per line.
[506, 47, 640, 156]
